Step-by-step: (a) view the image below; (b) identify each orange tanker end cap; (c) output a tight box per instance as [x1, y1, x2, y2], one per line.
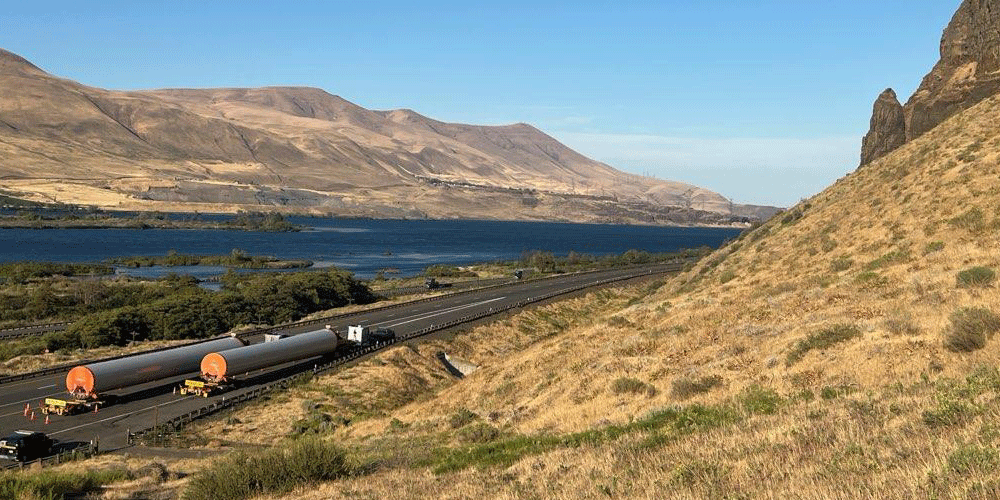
[201, 352, 228, 381]
[66, 366, 96, 398]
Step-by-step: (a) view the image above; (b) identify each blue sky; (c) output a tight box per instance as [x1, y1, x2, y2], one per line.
[1, 1, 961, 206]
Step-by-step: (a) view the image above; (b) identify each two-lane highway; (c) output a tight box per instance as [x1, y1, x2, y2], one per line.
[0, 264, 678, 454]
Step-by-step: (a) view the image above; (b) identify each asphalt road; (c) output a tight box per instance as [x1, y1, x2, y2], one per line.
[0, 264, 677, 456]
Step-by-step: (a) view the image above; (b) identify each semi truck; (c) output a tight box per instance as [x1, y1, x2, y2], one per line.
[346, 325, 395, 346]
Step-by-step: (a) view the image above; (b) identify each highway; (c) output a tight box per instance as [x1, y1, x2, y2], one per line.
[0, 264, 677, 456]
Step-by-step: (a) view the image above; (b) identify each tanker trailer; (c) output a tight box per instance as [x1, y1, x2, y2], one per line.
[46, 336, 247, 415]
[185, 328, 339, 397]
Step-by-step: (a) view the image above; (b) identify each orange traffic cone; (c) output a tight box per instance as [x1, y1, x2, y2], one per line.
[24, 403, 29, 416]
[29, 411, 35, 421]
[44, 414, 50, 425]
[94, 404, 99, 414]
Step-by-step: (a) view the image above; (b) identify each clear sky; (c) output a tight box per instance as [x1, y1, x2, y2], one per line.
[1, 1, 961, 207]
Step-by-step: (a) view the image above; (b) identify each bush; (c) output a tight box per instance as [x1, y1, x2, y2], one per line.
[786, 324, 862, 365]
[740, 386, 782, 415]
[458, 422, 502, 444]
[718, 270, 736, 284]
[611, 377, 656, 397]
[947, 445, 1000, 475]
[884, 312, 920, 336]
[0, 468, 130, 500]
[864, 249, 910, 271]
[956, 267, 996, 288]
[923, 241, 945, 254]
[944, 307, 1000, 352]
[449, 408, 479, 429]
[854, 271, 888, 288]
[949, 207, 986, 232]
[183, 438, 349, 500]
[671, 375, 724, 400]
[830, 256, 853, 272]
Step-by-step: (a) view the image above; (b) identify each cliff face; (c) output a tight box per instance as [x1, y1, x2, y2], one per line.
[860, 0, 1000, 165]
[860, 89, 906, 166]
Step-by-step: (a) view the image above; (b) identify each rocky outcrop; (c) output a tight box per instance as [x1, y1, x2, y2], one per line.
[860, 89, 906, 166]
[906, 0, 1000, 141]
[861, 0, 1000, 165]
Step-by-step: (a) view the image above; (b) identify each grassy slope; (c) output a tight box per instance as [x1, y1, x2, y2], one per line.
[63, 95, 1000, 498]
[251, 94, 1000, 498]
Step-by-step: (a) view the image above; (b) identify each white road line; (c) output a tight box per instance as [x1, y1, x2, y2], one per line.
[0, 392, 63, 409]
[37, 384, 55, 389]
[1, 375, 65, 390]
[49, 396, 196, 436]
[384, 297, 506, 328]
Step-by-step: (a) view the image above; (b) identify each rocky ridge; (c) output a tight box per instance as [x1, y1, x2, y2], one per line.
[861, 0, 1000, 165]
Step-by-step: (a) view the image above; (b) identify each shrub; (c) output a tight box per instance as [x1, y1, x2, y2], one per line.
[949, 207, 986, 232]
[183, 438, 349, 500]
[944, 307, 1000, 352]
[671, 375, 724, 400]
[740, 386, 782, 415]
[786, 324, 862, 365]
[923, 241, 945, 254]
[611, 377, 656, 397]
[0, 468, 130, 500]
[956, 267, 996, 288]
[291, 411, 335, 435]
[884, 312, 920, 336]
[830, 256, 853, 272]
[449, 408, 478, 429]
[864, 249, 910, 271]
[458, 422, 502, 444]
[718, 270, 736, 284]
[947, 445, 999, 475]
[854, 271, 887, 288]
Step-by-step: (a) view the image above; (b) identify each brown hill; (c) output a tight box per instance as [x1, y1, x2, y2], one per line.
[0, 48, 777, 225]
[860, 0, 1000, 165]
[152, 93, 1000, 500]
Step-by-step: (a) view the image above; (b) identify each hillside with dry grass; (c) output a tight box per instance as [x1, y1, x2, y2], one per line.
[13, 76, 1000, 500]
[0, 48, 776, 225]
[113, 85, 1000, 500]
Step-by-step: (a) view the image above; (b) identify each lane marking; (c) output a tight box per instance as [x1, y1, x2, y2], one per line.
[49, 396, 196, 436]
[1, 375, 67, 390]
[0, 392, 64, 410]
[385, 297, 506, 328]
[37, 384, 55, 389]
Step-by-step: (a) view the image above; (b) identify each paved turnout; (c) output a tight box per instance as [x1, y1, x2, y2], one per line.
[0, 265, 676, 455]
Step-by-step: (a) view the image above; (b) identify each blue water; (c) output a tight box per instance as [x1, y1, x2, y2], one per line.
[0, 217, 741, 279]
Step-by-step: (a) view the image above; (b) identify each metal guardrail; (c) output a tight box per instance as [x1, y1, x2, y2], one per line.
[1, 443, 95, 471]
[127, 265, 671, 445]
[0, 262, 683, 387]
[375, 277, 511, 298]
[0, 322, 70, 340]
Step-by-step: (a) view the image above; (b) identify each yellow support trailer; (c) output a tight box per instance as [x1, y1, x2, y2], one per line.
[179, 379, 222, 397]
[41, 397, 97, 415]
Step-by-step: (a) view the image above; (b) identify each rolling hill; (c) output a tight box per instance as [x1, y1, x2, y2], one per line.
[0, 48, 777, 225]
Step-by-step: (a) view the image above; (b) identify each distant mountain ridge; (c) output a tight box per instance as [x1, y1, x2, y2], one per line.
[0, 48, 779, 225]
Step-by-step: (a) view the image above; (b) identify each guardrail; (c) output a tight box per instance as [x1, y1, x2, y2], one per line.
[127, 265, 671, 445]
[0, 322, 70, 340]
[375, 277, 511, 298]
[0, 262, 683, 387]
[1, 443, 96, 471]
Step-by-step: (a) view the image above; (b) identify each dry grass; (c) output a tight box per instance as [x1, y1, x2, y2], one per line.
[43, 94, 1000, 499]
